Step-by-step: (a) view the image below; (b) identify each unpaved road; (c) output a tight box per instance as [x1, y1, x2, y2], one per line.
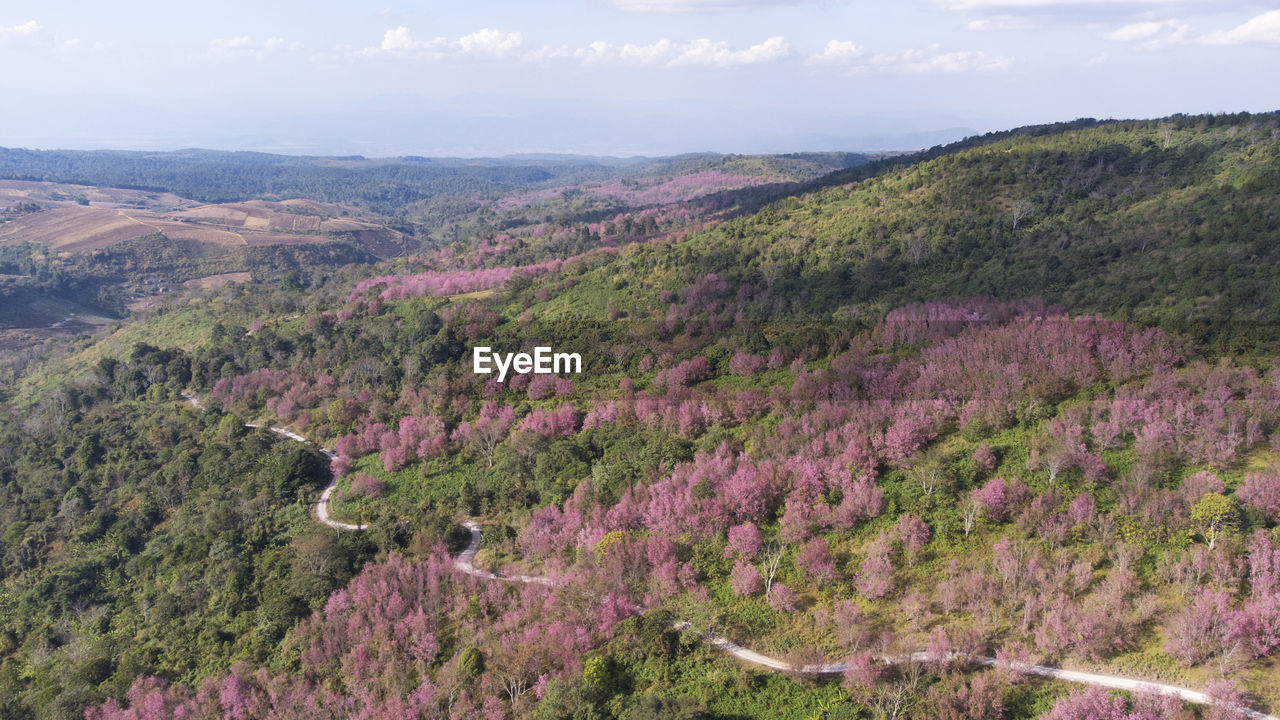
[180, 391, 1274, 717]
[453, 522, 1275, 718]
[183, 392, 366, 531]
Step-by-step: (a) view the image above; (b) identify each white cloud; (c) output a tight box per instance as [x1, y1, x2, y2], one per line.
[856, 46, 1012, 73]
[808, 39, 1011, 73]
[212, 36, 251, 49]
[208, 35, 303, 60]
[55, 36, 110, 53]
[668, 36, 789, 66]
[1201, 9, 1280, 44]
[611, 0, 819, 12]
[366, 27, 521, 59]
[458, 28, 523, 58]
[1105, 19, 1189, 48]
[263, 37, 302, 52]
[378, 26, 443, 53]
[0, 18, 40, 42]
[809, 41, 1010, 73]
[940, 0, 1184, 9]
[620, 39, 675, 64]
[524, 40, 646, 64]
[806, 39, 864, 64]
[1106, 21, 1164, 41]
[571, 40, 612, 63]
[521, 44, 572, 62]
[1087, 51, 1109, 64]
[528, 36, 787, 67]
[381, 26, 413, 51]
[5, 19, 39, 37]
[965, 16, 1039, 31]
[937, 0, 1265, 26]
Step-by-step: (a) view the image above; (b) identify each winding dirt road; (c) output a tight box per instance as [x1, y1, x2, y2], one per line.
[182, 392, 366, 531]
[453, 522, 1276, 719]
[178, 392, 1274, 717]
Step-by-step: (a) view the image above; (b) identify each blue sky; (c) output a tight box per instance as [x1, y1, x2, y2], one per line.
[1, 0, 1277, 156]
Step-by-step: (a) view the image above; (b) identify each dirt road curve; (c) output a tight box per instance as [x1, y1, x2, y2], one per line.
[183, 392, 366, 531]
[453, 522, 1276, 719]
[179, 391, 1274, 718]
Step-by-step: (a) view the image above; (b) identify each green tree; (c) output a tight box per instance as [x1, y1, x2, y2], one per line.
[583, 655, 612, 697]
[458, 647, 484, 682]
[1190, 493, 1238, 550]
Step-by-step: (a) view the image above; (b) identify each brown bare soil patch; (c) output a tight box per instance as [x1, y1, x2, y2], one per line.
[0, 180, 189, 211]
[184, 272, 251, 290]
[172, 202, 337, 234]
[274, 213, 320, 231]
[318, 218, 367, 232]
[0, 206, 155, 251]
[1, 184, 397, 255]
[172, 205, 251, 225]
[157, 223, 247, 247]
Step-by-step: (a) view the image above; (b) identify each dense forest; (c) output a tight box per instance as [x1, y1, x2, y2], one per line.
[1, 112, 1280, 720]
[0, 147, 871, 217]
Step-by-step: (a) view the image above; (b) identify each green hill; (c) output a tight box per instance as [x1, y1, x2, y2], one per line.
[597, 113, 1280, 351]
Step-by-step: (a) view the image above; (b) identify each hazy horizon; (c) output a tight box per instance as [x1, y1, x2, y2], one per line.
[1, 1, 1277, 156]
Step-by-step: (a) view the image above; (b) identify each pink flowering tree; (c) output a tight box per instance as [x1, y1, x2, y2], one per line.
[855, 533, 895, 600]
[768, 583, 798, 612]
[725, 522, 762, 560]
[892, 513, 930, 565]
[1163, 587, 1237, 667]
[1238, 472, 1280, 522]
[729, 353, 765, 376]
[730, 561, 763, 597]
[972, 477, 1009, 522]
[453, 402, 516, 467]
[796, 537, 835, 582]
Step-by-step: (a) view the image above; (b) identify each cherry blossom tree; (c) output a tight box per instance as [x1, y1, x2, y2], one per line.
[1163, 587, 1238, 667]
[796, 537, 835, 582]
[972, 477, 1009, 522]
[973, 442, 997, 473]
[892, 513, 930, 564]
[725, 522, 762, 560]
[1205, 679, 1252, 720]
[927, 672, 1006, 720]
[856, 533, 895, 600]
[768, 583, 798, 612]
[730, 561, 763, 597]
[841, 652, 883, 697]
[453, 402, 516, 467]
[729, 353, 765, 376]
[1238, 472, 1280, 522]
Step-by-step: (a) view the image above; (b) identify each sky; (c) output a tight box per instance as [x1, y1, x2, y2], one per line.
[0, 0, 1277, 156]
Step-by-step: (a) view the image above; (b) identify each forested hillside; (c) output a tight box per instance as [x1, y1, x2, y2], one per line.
[2, 112, 1280, 720]
[0, 148, 870, 217]
[669, 113, 1280, 349]
[0, 149, 871, 329]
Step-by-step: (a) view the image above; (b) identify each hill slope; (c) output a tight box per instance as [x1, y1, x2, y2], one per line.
[622, 112, 1280, 349]
[4, 113, 1280, 720]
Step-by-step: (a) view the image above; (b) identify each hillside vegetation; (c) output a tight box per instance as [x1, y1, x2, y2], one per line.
[1, 113, 1279, 720]
[657, 113, 1280, 350]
